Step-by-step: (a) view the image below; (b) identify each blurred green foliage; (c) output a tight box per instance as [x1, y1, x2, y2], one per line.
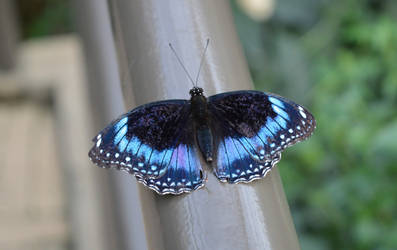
[18, 0, 397, 248]
[232, 0, 397, 249]
[16, 0, 72, 39]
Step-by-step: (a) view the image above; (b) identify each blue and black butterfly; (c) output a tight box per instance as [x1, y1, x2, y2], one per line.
[89, 40, 315, 195]
[88, 86, 315, 195]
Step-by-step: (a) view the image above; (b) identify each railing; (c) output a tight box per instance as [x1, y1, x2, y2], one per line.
[78, 0, 301, 249]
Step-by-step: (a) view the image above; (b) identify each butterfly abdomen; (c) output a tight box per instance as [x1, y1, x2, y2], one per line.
[191, 92, 214, 162]
[196, 127, 213, 162]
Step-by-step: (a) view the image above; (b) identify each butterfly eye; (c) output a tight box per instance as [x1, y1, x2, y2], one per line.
[189, 87, 204, 96]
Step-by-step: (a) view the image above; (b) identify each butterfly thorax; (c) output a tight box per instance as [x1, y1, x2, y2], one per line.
[191, 94, 208, 126]
[190, 87, 214, 162]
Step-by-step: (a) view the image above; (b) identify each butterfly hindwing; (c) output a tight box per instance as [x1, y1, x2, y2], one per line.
[215, 135, 281, 183]
[209, 90, 315, 183]
[89, 100, 205, 194]
[136, 142, 205, 194]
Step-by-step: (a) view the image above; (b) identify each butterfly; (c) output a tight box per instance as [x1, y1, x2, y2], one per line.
[88, 40, 316, 195]
[88, 86, 315, 195]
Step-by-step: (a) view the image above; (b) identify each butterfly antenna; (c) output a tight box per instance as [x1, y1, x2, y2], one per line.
[195, 38, 210, 86]
[169, 43, 196, 87]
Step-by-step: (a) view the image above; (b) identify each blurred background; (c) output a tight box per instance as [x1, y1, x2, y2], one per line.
[1, 0, 396, 249]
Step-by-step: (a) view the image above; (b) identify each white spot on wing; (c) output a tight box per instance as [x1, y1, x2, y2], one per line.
[298, 106, 307, 118]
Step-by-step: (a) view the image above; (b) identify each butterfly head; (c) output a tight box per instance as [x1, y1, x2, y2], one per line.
[189, 87, 204, 97]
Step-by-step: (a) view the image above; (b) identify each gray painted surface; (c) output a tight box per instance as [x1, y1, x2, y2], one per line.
[109, 0, 300, 250]
[73, 0, 147, 250]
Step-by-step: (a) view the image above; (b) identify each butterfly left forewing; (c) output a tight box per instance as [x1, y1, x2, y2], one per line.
[89, 100, 206, 194]
[208, 90, 315, 183]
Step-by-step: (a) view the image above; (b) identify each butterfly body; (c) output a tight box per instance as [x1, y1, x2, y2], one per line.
[89, 87, 315, 195]
[190, 87, 214, 162]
